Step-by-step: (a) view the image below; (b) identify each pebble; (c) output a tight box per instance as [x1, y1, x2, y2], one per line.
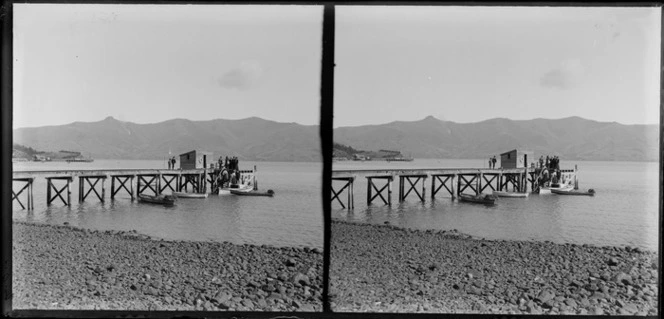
[12, 222, 322, 311]
[329, 221, 658, 314]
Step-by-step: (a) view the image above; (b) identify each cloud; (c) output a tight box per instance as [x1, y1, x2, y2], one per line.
[218, 61, 264, 90]
[540, 59, 586, 89]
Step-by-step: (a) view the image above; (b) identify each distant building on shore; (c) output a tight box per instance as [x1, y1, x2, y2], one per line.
[179, 150, 214, 169]
[500, 149, 533, 169]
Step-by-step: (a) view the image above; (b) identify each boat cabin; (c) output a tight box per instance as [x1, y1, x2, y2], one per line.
[500, 149, 533, 169]
[179, 150, 213, 170]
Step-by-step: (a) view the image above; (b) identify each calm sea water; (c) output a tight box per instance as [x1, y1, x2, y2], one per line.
[12, 158, 660, 250]
[332, 159, 660, 251]
[12, 160, 323, 249]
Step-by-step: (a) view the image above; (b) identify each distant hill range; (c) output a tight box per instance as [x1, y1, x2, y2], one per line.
[13, 116, 659, 162]
[335, 116, 659, 162]
[13, 116, 322, 162]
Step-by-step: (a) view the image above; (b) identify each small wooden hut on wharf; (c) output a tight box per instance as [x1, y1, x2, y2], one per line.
[500, 149, 534, 169]
[179, 150, 213, 170]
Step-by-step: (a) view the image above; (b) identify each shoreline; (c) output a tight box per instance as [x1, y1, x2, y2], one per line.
[332, 219, 657, 252]
[330, 220, 658, 315]
[12, 221, 323, 311]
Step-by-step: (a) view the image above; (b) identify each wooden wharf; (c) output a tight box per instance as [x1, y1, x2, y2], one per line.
[12, 168, 255, 209]
[331, 167, 577, 209]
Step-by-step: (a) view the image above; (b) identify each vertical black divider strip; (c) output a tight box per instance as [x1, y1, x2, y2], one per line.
[659, 6, 663, 317]
[320, 4, 334, 314]
[1, 0, 13, 315]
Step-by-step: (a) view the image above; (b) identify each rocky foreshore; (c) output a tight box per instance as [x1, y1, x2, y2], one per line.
[12, 222, 323, 311]
[330, 220, 659, 315]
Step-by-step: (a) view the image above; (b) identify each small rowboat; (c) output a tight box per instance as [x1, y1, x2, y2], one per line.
[138, 194, 175, 206]
[218, 184, 253, 195]
[539, 184, 574, 195]
[172, 191, 208, 199]
[230, 189, 275, 197]
[493, 190, 529, 198]
[459, 193, 496, 205]
[551, 188, 595, 196]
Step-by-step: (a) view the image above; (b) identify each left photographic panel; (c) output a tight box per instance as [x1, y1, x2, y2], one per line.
[12, 4, 323, 312]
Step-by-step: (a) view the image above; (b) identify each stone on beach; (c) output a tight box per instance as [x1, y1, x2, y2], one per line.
[12, 222, 322, 312]
[330, 220, 659, 314]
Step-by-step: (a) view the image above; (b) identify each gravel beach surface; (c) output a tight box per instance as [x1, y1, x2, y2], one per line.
[330, 220, 659, 315]
[12, 222, 323, 311]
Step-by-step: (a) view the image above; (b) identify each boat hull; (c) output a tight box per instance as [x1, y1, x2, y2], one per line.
[218, 184, 253, 195]
[458, 194, 496, 205]
[551, 188, 595, 196]
[137, 194, 175, 206]
[172, 192, 208, 198]
[493, 191, 529, 198]
[230, 189, 274, 197]
[539, 185, 573, 195]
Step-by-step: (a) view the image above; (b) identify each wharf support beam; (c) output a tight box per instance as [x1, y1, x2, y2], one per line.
[179, 173, 201, 193]
[332, 176, 354, 210]
[12, 178, 34, 210]
[110, 175, 135, 200]
[366, 175, 393, 206]
[399, 174, 427, 202]
[431, 174, 455, 199]
[457, 174, 478, 196]
[46, 176, 73, 206]
[137, 174, 159, 196]
[160, 173, 180, 194]
[78, 175, 107, 203]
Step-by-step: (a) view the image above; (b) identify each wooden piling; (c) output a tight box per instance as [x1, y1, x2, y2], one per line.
[331, 176, 355, 210]
[366, 175, 393, 205]
[111, 177, 115, 199]
[574, 165, 579, 190]
[253, 165, 257, 191]
[456, 174, 461, 197]
[12, 178, 34, 210]
[388, 178, 392, 205]
[46, 178, 51, 206]
[79, 175, 106, 202]
[422, 176, 426, 199]
[46, 176, 73, 206]
[78, 177, 83, 202]
[400, 174, 427, 202]
[29, 180, 34, 210]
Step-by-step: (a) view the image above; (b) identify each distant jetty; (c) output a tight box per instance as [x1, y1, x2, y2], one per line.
[65, 158, 94, 163]
[385, 157, 414, 162]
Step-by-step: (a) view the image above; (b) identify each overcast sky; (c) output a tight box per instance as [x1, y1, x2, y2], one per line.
[13, 4, 322, 129]
[335, 6, 661, 127]
[13, 5, 661, 129]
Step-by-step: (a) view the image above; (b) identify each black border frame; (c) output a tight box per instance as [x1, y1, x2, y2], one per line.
[2, 1, 663, 318]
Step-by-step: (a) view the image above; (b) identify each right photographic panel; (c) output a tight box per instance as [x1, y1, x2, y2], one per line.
[330, 6, 660, 315]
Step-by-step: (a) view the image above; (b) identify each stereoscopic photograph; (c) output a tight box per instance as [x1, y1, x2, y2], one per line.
[11, 4, 323, 312]
[329, 6, 660, 315]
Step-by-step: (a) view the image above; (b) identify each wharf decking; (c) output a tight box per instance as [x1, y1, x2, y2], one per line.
[12, 168, 255, 208]
[331, 167, 577, 209]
